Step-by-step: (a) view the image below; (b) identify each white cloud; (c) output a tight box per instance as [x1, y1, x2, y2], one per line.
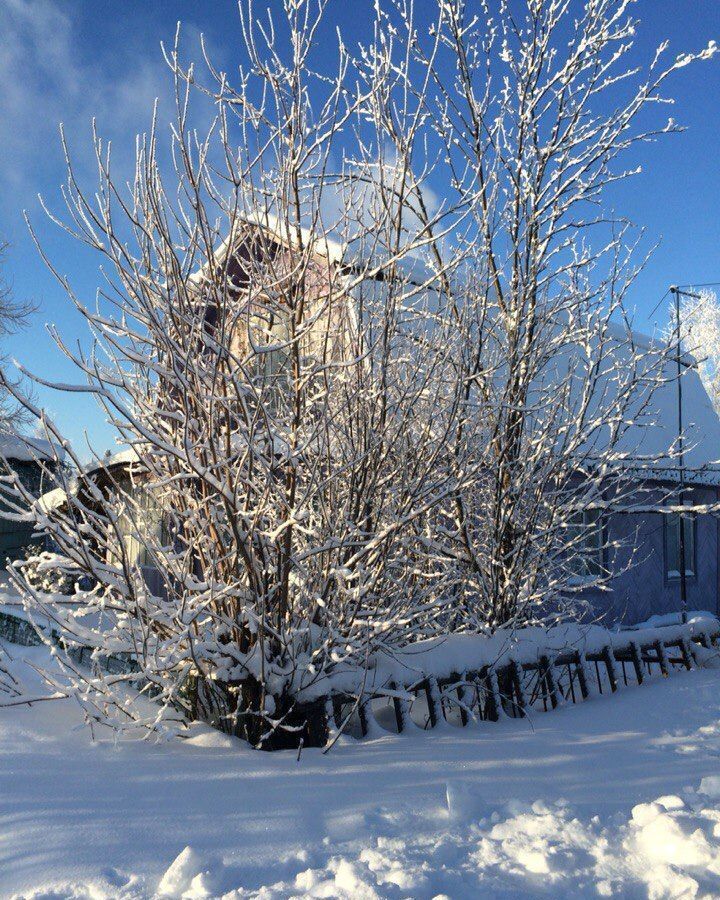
[0, 0, 206, 195]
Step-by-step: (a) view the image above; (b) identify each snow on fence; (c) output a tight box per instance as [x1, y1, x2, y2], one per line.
[0, 606, 138, 678]
[289, 616, 720, 748]
[0, 609, 43, 647]
[2, 606, 719, 750]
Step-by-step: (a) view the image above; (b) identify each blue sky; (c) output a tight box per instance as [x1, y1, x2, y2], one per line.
[0, 0, 718, 460]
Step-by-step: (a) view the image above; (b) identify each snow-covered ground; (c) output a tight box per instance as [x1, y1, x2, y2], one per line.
[4, 644, 720, 898]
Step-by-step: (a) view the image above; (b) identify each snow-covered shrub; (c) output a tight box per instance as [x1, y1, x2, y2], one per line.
[16, 547, 83, 595]
[0, 0, 713, 746]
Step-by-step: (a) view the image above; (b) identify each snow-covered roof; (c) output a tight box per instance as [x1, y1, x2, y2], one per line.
[0, 432, 61, 463]
[86, 448, 140, 471]
[187, 212, 342, 290]
[547, 322, 720, 485]
[189, 211, 438, 291]
[629, 355, 720, 484]
[36, 447, 142, 512]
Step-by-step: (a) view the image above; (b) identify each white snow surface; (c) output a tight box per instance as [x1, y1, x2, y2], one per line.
[5, 645, 720, 897]
[0, 432, 59, 463]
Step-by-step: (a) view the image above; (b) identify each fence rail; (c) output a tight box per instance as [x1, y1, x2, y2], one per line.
[293, 624, 720, 747]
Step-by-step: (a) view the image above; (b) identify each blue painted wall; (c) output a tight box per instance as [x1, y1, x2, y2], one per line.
[584, 483, 720, 625]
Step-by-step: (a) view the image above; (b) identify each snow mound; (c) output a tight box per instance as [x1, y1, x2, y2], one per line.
[14, 870, 145, 899]
[140, 783, 720, 899]
[11, 781, 720, 898]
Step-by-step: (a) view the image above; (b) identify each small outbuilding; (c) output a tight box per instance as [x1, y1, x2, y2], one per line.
[0, 433, 61, 562]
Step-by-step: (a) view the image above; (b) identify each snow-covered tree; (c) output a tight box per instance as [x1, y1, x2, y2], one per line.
[678, 289, 720, 415]
[0, 0, 715, 744]
[0, 3, 465, 745]
[0, 242, 35, 431]
[359, 0, 716, 630]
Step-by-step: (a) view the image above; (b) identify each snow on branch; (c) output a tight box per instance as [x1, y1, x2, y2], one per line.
[1, 0, 716, 747]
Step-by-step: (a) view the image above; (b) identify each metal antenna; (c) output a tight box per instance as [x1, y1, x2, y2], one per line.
[668, 286, 698, 625]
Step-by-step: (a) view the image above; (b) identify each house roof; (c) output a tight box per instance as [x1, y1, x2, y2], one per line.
[36, 447, 141, 513]
[629, 355, 720, 484]
[0, 432, 62, 464]
[550, 322, 720, 485]
[188, 210, 440, 292]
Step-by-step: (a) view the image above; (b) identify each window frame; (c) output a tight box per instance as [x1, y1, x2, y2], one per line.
[117, 485, 168, 571]
[664, 501, 696, 581]
[566, 507, 605, 585]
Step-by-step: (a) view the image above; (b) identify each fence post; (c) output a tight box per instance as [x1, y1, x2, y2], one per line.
[539, 656, 559, 709]
[488, 668, 508, 720]
[508, 659, 526, 717]
[424, 676, 442, 728]
[357, 696, 370, 737]
[602, 646, 618, 692]
[389, 681, 415, 733]
[679, 639, 694, 671]
[451, 671, 469, 726]
[575, 652, 591, 699]
[654, 640, 669, 677]
[628, 642, 644, 684]
[304, 698, 329, 747]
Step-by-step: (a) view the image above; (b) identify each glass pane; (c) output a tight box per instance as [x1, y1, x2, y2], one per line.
[683, 515, 694, 574]
[666, 514, 680, 574]
[666, 512, 693, 576]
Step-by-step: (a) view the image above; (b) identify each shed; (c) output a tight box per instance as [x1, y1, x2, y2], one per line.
[0, 433, 61, 562]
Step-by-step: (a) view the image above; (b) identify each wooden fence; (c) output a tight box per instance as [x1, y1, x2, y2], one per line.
[293, 624, 720, 747]
[3, 607, 718, 750]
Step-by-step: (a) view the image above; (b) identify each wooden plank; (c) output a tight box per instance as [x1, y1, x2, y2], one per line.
[424, 676, 441, 728]
[575, 652, 590, 700]
[594, 658, 604, 694]
[387, 681, 411, 733]
[679, 639, 694, 671]
[509, 659, 526, 717]
[521, 661, 544, 706]
[357, 697, 370, 736]
[452, 671, 469, 726]
[304, 698, 329, 747]
[488, 668, 508, 719]
[324, 697, 338, 736]
[654, 640, 670, 677]
[567, 662, 577, 702]
[331, 695, 344, 729]
[477, 668, 501, 721]
[472, 670, 492, 721]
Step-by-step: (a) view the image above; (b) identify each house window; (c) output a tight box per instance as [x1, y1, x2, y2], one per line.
[118, 489, 167, 569]
[567, 508, 604, 581]
[665, 507, 695, 579]
[251, 305, 292, 386]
